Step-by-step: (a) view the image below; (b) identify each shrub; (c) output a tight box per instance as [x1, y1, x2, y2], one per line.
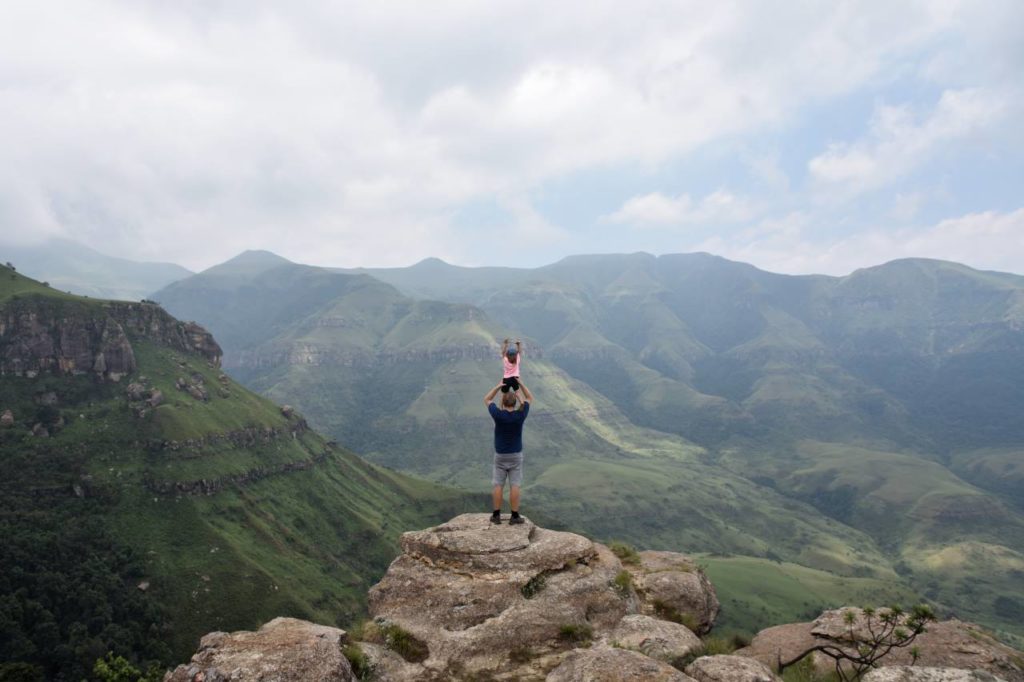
[342, 643, 372, 680]
[611, 570, 633, 597]
[608, 541, 640, 565]
[380, 623, 429, 663]
[778, 605, 935, 682]
[521, 573, 547, 599]
[558, 623, 593, 646]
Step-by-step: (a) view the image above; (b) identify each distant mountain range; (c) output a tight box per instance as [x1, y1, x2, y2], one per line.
[154, 250, 1024, 644]
[1, 238, 193, 301]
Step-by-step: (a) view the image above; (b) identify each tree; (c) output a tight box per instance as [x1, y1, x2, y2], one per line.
[778, 605, 936, 682]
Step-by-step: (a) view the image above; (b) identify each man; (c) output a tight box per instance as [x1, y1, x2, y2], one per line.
[483, 380, 533, 525]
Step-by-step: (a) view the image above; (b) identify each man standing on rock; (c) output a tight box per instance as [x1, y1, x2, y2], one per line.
[483, 381, 533, 525]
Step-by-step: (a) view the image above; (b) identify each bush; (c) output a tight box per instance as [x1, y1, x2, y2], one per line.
[558, 623, 593, 646]
[611, 570, 633, 597]
[376, 623, 428, 663]
[342, 643, 372, 680]
[521, 573, 546, 599]
[608, 541, 640, 565]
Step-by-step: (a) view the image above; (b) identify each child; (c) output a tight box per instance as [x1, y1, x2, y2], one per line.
[500, 338, 522, 393]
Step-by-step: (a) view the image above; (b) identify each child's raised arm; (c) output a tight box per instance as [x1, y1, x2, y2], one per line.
[501, 338, 509, 357]
[515, 339, 522, 359]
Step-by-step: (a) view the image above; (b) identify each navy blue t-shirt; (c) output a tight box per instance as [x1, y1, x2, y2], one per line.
[489, 402, 530, 454]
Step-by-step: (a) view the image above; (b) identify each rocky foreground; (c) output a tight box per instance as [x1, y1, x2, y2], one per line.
[166, 514, 1024, 681]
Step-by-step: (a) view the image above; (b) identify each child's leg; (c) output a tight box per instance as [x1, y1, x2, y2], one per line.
[508, 377, 520, 391]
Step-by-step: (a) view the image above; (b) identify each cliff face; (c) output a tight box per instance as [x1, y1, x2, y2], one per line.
[0, 296, 220, 379]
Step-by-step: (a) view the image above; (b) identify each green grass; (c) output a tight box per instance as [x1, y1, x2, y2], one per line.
[698, 555, 918, 637]
[611, 570, 633, 597]
[558, 623, 593, 646]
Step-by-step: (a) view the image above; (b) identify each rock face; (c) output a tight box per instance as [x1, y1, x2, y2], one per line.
[0, 409, 13, 427]
[0, 297, 221, 379]
[686, 655, 780, 682]
[360, 514, 728, 680]
[862, 668, 1006, 682]
[737, 608, 1024, 682]
[626, 551, 720, 635]
[163, 617, 354, 682]
[610, 614, 703, 664]
[547, 645, 695, 681]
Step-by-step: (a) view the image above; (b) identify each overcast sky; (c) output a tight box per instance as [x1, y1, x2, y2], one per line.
[1, 1, 1022, 275]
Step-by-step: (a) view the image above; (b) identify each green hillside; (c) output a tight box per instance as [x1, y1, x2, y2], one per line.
[0, 265, 477, 680]
[155, 251, 1024, 645]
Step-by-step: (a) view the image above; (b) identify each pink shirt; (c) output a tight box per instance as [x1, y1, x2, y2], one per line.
[503, 354, 520, 378]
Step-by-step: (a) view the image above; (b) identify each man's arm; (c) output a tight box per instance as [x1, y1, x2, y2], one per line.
[484, 383, 502, 407]
[501, 338, 509, 357]
[518, 381, 533, 404]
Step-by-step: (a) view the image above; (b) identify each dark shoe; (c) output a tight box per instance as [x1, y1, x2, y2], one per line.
[509, 515, 524, 525]
[490, 512, 502, 524]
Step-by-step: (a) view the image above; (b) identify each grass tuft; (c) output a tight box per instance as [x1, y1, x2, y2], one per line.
[521, 573, 547, 599]
[342, 643, 372, 680]
[608, 541, 641, 565]
[558, 623, 594, 646]
[611, 569, 633, 597]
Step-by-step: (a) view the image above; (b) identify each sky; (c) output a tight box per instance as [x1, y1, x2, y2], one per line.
[1, 1, 1022, 275]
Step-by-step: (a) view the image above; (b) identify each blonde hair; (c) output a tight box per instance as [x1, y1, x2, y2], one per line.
[501, 391, 518, 409]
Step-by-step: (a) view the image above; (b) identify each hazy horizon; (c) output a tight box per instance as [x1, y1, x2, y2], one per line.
[1, 2, 1021, 276]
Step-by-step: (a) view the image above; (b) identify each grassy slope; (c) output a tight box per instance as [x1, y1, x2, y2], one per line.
[0, 270, 479, 661]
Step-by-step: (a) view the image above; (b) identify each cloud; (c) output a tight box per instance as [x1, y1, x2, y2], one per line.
[0, 1, 1019, 270]
[691, 207, 1024, 276]
[808, 88, 1008, 195]
[604, 190, 755, 227]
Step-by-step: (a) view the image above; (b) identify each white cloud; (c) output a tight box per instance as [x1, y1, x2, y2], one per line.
[604, 190, 755, 227]
[0, 1, 1019, 269]
[808, 88, 1008, 195]
[691, 208, 1024, 276]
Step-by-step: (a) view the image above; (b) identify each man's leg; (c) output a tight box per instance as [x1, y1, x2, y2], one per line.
[509, 485, 520, 512]
[492, 484, 504, 511]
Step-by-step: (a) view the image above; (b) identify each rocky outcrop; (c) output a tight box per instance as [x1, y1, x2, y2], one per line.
[610, 614, 703, 664]
[0, 297, 220, 379]
[366, 513, 635, 679]
[685, 655, 780, 682]
[737, 609, 1024, 682]
[547, 645, 695, 681]
[626, 551, 720, 635]
[862, 668, 1006, 682]
[1, 409, 13, 426]
[163, 617, 354, 681]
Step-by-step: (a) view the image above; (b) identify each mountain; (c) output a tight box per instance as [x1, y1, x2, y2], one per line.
[1, 238, 193, 301]
[0, 264, 477, 680]
[155, 251, 1024, 644]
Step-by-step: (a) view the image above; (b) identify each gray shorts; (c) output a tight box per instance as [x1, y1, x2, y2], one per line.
[492, 452, 524, 487]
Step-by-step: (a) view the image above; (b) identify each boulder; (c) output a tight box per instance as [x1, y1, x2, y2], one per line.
[626, 551, 720, 634]
[1, 409, 13, 427]
[685, 655, 780, 682]
[148, 389, 164, 408]
[367, 514, 636, 678]
[187, 385, 209, 401]
[737, 610, 1024, 682]
[281, 405, 294, 417]
[163, 617, 354, 681]
[31, 423, 49, 437]
[126, 383, 147, 401]
[35, 391, 58, 406]
[547, 645, 695, 681]
[610, 614, 703, 664]
[862, 668, 1006, 682]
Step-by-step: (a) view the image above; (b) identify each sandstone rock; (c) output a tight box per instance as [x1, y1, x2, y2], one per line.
[187, 385, 208, 401]
[547, 645, 695, 681]
[354, 642, 425, 682]
[163, 617, 354, 682]
[31, 423, 48, 437]
[610, 614, 703, 663]
[281, 405, 294, 417]
[126, 383, 147, 401]
[686, 655, 780, 682]
[367, 513, 636, 679]
[862, 667, 1006, 682]
[1, 409, 13, 427]
[737, 612, 1024, 682]
[626, 551, 719, 634]
[148, 389, 164, 408]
